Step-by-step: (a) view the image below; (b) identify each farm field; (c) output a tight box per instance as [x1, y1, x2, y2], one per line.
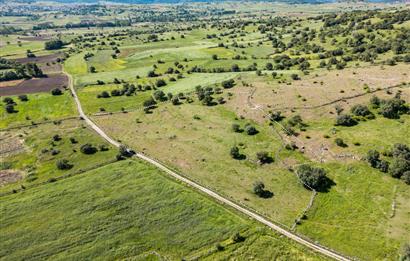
[1, 1, 410, 260]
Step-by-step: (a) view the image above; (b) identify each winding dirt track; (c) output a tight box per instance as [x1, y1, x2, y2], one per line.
[64, 70, 351, 261]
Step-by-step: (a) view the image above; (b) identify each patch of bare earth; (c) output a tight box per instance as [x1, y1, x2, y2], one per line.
[0, 170, 22, 186]
[0, 132, 25, 157]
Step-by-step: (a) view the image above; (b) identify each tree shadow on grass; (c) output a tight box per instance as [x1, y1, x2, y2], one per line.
[314, 177, 336, 193]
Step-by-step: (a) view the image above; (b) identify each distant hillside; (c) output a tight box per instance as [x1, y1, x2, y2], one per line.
[2, 0, 405, 4]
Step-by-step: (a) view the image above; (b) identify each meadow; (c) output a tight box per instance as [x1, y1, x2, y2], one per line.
[1, 1, 410, 260]
[0, 160, 325, 260]
[0, 119, 117, 193]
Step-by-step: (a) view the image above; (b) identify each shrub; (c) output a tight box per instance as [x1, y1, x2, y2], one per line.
[51, 88, 62, 96]
[401, 171, 410, 185]
[270, 111, 284, 121]
[232, 123, 241, 133]
[18, 94, 28, 101]
[244, 124, 258, 135]
[256, 151, 272, 164]
[52, 134, 61, 141]
[366, 150, 381, 168]
[335, 114, 357, 126]
[297, 165, 331, 191]
[143, 97, 157, 108]
[351, 104, 374, 118]
[155, 79, 167, 87]
[232, 232, 245, 243]
[3, 97, 15, 105]
[380, 98, 408, 119]
[80, 143, 97, 154]
[335, 138, 347, 147]
[230, 146, 241, 159]
[56, 159, 72, 170]
[291, 74, 300, 80]
[253, 181, 273, 198]
[390, 158, 410, 179]
[5, 104, 15, 113]
[45, 39, 63, 50]
[171, 97, 179, 105]
[221, 79, 235, 89]
[119, 145, 134, 157]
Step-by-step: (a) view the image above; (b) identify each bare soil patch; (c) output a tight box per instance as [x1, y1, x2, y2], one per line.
[0, 73, 68, 96]
[0, 170, 22, 186]
[0, 132, 25, 156]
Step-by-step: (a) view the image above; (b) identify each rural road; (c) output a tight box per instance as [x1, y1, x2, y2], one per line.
[64, 71, 351, 261]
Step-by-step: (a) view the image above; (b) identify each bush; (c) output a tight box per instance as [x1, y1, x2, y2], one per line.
[232, 232, 245, 243]
[335, 114, 357, 126]
[221, 79, 235, 89]
[380, 98, 408, 119]
[366, 150, 381, 168]
[244, 124, 258, 135]
[45, 39, 63, 50]
[390, 158, 410, 179]
[230, 146, 242, 159]
[3, 97, 15, 105]
[5, 104, 15, 113]
[119, 145, 134, 157]
[351, 104, 374, 118]
[56, 159, 72, 170]
[335, 138, 347, 147]
[291, 74, 300, 80]
[51, 88, 62, 96]
[297, 165, 331, 192]
[143, 97, 157, 108]
[270, 111, 284, 121]
[18, 94, 28, 101]
[80, 143, 97, 154]
[256, 151, 272, 164]
[231, 123, 241, 133]
[155, 79, 167, 87]
[253, 181, 273, 198]
[401, 171, 410, 185]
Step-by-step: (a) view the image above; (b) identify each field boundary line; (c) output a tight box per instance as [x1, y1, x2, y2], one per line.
[272, 82, 408, 111]
[0, 116, 78, 132]
[63, 68, 352, 261]
[0, 159, 117, 197]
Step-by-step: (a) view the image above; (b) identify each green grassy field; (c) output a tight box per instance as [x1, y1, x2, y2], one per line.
[77, 84, 151, 114]
[0, 160, 326, 261]
[92, 101, 313, 226]
[0, 92, 76, 129]
[296, 161, 409, 260]
[0, 119, 117, 193]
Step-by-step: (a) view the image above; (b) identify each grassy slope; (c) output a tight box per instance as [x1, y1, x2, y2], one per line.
[0, 160, 326, 261]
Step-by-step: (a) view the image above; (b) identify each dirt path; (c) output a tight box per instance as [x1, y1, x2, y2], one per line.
[63, 70, 351, 261]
